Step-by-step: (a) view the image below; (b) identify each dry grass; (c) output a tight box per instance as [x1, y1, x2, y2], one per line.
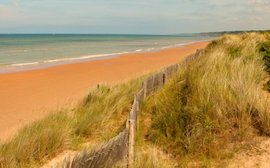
[139, 32, 270, 166]
[134, 144, 176, 168]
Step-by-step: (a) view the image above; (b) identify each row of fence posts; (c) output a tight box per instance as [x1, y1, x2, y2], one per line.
[52, 49, 203, 168]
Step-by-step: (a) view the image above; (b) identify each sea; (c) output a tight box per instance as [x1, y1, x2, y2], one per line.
[0, 34, 212, 73]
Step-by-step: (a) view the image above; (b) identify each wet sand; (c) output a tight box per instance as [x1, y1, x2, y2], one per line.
[0, 42, 208, 142]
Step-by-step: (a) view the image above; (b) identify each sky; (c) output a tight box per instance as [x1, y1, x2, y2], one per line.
[0, 0, 269, 34]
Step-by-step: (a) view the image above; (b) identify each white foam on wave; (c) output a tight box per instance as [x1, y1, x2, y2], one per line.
[44, 51, 130, 63]
[175, 42, 193, 46]
[175, 39, 210, 47]
[161, 46, 170, 49]
[11, 62, 39, 66]
[146, 48, 155, 51]
[9, 51, 131, 67]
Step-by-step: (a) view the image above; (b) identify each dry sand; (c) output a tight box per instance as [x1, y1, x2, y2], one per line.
[0, 42, 208, 142]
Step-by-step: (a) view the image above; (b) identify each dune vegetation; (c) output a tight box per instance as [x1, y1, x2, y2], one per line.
[0, 79, 142, 168]
[260, 40, 270, 91]
[0, 32, 269, 168]
[137, 32, 270, 167]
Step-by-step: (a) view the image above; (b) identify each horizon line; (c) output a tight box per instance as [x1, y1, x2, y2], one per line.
[0, 29, 269, 35]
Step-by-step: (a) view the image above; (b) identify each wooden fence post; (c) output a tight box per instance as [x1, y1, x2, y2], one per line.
[128, 119, 135, 168]
[162, 73, 166, 85]
[143, 81, 147, 98]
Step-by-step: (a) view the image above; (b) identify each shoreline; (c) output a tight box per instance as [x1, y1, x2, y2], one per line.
[0, 40, 210, 74]
[0, 41, 209, 142]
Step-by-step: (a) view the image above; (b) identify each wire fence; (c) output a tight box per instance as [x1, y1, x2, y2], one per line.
[50, 49, 203, 168]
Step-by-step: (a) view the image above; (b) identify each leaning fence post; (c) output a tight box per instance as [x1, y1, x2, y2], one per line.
[128, 119, 135, 168]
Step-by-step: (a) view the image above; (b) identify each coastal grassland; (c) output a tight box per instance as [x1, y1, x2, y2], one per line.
[138, 32, 270, 167]
[0, 79, 142, 168]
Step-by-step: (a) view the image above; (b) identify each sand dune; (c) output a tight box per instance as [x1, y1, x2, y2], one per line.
[0, 42, 208, 142]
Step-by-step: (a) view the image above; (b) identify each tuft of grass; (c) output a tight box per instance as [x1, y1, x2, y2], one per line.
[0, 112, 71, 168]
[73, 79, 142, 140]
[140, 33, 270, 165]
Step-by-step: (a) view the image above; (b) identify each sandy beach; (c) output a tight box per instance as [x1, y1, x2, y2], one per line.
[0, 41, 208, 142]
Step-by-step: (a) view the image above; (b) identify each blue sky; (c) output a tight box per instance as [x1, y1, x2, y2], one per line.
[0, 0, 269, 34]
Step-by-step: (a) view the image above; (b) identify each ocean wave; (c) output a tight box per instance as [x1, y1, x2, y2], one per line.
[146, 48, 155, 51]
[43, 53, 115, 63]
[11, 51, 131, 67]
[11, 62, 39, 66]
[62, 51, 129, 61]
[8, 41, 206, 68]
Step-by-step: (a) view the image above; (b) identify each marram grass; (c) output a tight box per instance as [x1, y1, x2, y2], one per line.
[0, 79, 142, 168]
[0, 113, 71, 168]
[139, 32, 270, 167]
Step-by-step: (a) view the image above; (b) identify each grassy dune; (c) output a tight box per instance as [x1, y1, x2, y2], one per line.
[138, 32, 270, 167]
[0, 79, 142, 168]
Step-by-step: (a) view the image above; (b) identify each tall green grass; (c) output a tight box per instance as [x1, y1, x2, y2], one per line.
[73, 80, 141, 139]
[0, 79, 142, 168]
[140, 33, 270, 166]
[0, 113, 71, 168]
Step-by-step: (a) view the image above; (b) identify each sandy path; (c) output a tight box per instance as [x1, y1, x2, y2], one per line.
[0, 42, 208, 142]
